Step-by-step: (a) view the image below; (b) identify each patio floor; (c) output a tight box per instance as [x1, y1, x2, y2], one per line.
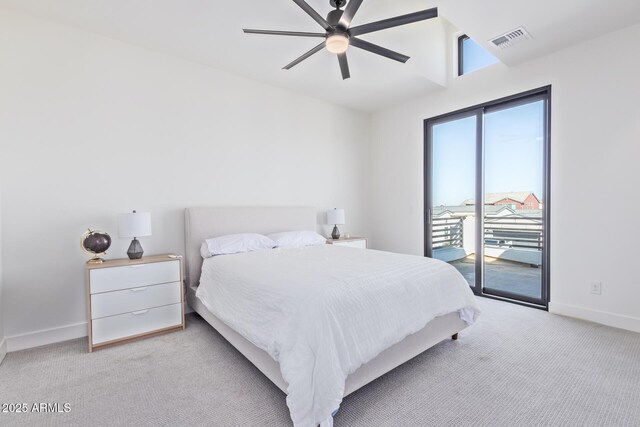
[449, 256, 542, 299]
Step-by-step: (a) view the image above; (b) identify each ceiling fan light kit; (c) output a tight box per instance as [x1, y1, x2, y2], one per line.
[326, 33, 349, 54]
[243, 0, 438, 80]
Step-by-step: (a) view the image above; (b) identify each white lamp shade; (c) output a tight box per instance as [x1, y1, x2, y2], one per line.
[327, 208, 345, 225]
[118, 211, 152, 238]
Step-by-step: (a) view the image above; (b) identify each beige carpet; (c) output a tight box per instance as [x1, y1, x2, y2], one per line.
[1, 298, 639, 427]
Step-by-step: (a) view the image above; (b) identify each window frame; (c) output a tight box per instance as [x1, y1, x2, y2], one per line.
[457, 34, 470, 77]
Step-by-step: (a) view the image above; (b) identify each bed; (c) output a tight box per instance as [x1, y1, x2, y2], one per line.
[184, 207, 479, 427]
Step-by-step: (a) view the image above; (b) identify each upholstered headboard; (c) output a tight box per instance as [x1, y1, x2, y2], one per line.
[184, 206, 317, 288]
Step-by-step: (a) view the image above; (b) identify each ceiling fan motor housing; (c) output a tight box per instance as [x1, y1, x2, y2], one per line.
[326, 8, 350, 54]
[327, 9, 345, 28]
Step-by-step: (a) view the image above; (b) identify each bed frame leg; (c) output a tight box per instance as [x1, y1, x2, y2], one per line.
[451, 333, 458, 340]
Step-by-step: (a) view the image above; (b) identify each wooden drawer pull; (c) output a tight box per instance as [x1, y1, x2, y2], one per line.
[131, 309, 149, 315]
[129, 286, 149, 292]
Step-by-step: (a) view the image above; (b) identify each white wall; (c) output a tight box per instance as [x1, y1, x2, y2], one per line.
[0, 9, 372, 350]
[370, 23, 640, 332]
[0, 180, 6, 363]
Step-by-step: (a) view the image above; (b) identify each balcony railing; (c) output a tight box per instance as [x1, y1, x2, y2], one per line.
[432, 216, 543, 251]
[432, 217, 463, 249]
[484, 217, 542, 251]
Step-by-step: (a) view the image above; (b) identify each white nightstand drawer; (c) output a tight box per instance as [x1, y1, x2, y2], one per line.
[90, 260, 180, 294]
[334, 240, 367, 249]
[91, 303, 182, 345]
[327, 237, 367, 249]
[90, 281, 181, 319]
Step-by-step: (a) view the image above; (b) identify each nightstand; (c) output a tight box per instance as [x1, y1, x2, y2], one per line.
[85, 254, 185, 352]
[326, 237, 368, 249]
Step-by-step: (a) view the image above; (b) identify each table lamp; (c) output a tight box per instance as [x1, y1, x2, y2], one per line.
[118, 210, 152, 259]
[327, 208, 345, 240]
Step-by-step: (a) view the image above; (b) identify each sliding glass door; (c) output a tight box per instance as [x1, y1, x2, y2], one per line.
[426, 112, 480, 293]
[425, 88, 550, 307]
[482, 99, 546, 302]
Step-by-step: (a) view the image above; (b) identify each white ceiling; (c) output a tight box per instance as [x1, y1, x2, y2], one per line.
[439, 0, 640, 66]
[2, 0, 640, 112]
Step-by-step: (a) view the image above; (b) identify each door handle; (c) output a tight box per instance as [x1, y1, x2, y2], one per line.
[131, 309, 149, 315]
[130, 287, 148, 292]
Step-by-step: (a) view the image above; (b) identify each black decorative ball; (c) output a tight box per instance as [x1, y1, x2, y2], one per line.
[81, 229, 112, 255]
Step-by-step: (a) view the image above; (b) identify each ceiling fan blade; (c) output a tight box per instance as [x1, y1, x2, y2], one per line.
[338, 0, 364, 29]
[337, 53, 351, 80]
[283, 42, 326, 70]
[349, 7, 438, 36]
[350, 37, 410, 63]
[292, 0, 332, 31]
[243, 29, 326, 38]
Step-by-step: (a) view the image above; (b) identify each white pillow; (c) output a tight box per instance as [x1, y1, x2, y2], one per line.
[200, 233, 276, 258]
[267, 231, 327, 249]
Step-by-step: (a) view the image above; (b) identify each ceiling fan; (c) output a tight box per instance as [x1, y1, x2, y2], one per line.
[243, 0, 438, 80]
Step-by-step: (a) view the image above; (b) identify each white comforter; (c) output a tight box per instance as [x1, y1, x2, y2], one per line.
[196, 245, 480, 427]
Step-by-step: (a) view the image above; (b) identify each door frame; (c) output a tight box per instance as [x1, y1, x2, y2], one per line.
[424, 108, 483, 295]
[423, 86, 551, 309]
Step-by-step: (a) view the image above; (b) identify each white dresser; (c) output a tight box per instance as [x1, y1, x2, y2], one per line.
[326, 237, 368, 249]
[85, 254, 185, 352]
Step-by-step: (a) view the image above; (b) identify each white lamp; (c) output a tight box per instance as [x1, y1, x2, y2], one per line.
[327, 208, 346, 240]
[118, 210, 152, 260]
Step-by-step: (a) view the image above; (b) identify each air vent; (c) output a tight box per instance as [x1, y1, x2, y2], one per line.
[490, 27, 532, 49]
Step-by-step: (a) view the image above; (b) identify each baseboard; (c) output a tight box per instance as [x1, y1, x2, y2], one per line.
[6, 322, 87, 352]
[549, 302, 640, 333]
[0, 337, 7, 365]
[6, 304, 194, 353]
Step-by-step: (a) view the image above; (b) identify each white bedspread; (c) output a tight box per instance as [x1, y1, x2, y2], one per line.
[196, 245, 480, 427]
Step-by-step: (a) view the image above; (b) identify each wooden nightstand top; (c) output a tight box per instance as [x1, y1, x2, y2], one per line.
[326, 237, 367, 243]
[85, 254, 182, 270]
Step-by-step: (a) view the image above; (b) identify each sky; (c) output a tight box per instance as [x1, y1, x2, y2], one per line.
[461, 36, 500, 74]
[431, 100, 544, 207]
